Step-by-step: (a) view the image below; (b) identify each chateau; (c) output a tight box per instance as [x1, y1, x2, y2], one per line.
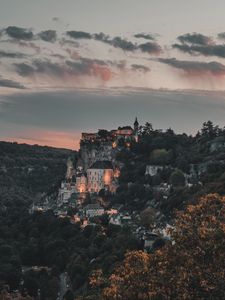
[75, 118, 139, 194]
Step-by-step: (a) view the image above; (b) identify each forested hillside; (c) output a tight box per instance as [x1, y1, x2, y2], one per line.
[114, 121, 225, 217]
[1, 121, 225, 300]
[0, 141, 74, 209]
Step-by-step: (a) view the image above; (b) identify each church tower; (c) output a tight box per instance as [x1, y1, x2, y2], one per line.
[133, 117, 139, 142]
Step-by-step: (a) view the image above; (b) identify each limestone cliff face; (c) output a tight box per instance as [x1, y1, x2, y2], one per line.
[66, 157, 75, 180]
[80, 142, 113, 171]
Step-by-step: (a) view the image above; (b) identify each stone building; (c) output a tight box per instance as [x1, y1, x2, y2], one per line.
[58, 181, 76, 203]
[84, 203, 105, 218]
[87, 160, 114, 193]
[76, 173, 87, 193]
[75, 118, 139, 194]
[79, 118, 139, 170]
[145, 165, 164, 177]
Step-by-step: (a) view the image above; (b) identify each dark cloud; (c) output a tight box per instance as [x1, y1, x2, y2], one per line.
[131, 64, 150, 72]
[14, 58, 112, 81]
[173, 33, 225, 59]
[0, 39, 41, 53]
[66, 30, 92, 39]
[134, 33, 155, 40]
[173, 43, 225, 58]
[21, 42, 41, 53]
[94, 33, 161, 54]
[59, 38, 80, 47]
[3, 26, 56, 43]
[33, 60, 66, 76]
[38, 30, 57, 42]
[66, 59, 92, 75]
[158, 58, 225, 76]
[173, 43, 198, 55]
[93, 32, 117, 47]
[67, 58, 112, 81]
[217, 32, 225, 40]
[15, 60, 65, 77]
[65, 30, 161, 54]
[93, 32, 109, 42]
[14, 63, 35, 76]
[67, 30, 136, 51]
[0, 78, 25, 89]
[0, 50, 26, 59]
[109, 36, 137, 51]
[66, 31, 137, 52]
[139, 42, 161, 54]
[4, 26, 33, 40]
[177, 33, 212, 46]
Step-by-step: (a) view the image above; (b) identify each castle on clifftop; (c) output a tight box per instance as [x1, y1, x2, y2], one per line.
[75, 118, 139, 193]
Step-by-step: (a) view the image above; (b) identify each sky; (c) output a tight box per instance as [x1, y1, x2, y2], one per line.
[1, 0, 225, 149]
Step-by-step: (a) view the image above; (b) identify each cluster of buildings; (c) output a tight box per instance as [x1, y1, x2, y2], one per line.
[58, 118, 140, 203]
[76, 118, 139, 194]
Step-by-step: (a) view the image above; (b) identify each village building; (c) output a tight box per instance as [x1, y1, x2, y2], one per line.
[87, 160, 114, 193]
[79, 118, 139, 171]
[83, 203, 105, 218]
[143, 232, 158, 251]
[76, 172, 87, 193]
[106, 208, 119, 215]
[109, 213, 122, 226]
[115, 126, 134, 140]
[58, 181, 76, 203]
[81, 132, 98, 142]
[145, 165, 164, 176]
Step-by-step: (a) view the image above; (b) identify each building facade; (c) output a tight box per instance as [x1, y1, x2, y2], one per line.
[75, 118, 139, 194]
[76, 173, 87, 193]
[84, 204, 105, 218]
[87, 161, 114, 193]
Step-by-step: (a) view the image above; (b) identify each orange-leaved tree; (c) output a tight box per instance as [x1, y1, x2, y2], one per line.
[89, 194, 225, 300]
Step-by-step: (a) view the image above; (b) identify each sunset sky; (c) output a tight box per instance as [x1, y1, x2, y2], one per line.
[1, 0, 225, 149]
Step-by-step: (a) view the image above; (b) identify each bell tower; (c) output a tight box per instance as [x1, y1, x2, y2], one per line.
[134, 117, 139, 132]
[134, 117, 139, 142]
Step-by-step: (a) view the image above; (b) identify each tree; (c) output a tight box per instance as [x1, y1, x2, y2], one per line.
[170, 169, 185, 187]
[139, 207, 157, 229]
[63, 290, 74, 300]
[200, 121, 220, 139]
[139, 122, 153, 136]
[150, 149, 173, 165]
[23, 276, 39, 297]
[92, 194, 225, 300]
[98, 130, 109, 139]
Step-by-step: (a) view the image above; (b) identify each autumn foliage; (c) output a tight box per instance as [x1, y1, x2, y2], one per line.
[89, 194, 225, 299]
[0, 289, 33, 300]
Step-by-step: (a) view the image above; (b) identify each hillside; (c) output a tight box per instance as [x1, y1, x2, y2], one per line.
[113, 121, 225, 218]
[1, 121, 225, 299]
[0, 141, 75, 209]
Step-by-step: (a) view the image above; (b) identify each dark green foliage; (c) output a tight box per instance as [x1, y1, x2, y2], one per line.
[115, 121, 225, 216]
[0, 204, 139, 296]
[169, 169, 185, 187]
[0, 141, 74, 208]
[2, 121, 225, 298]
